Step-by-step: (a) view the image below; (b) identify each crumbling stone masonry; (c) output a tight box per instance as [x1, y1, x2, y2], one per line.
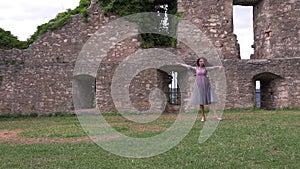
[0, 0, 299, 115]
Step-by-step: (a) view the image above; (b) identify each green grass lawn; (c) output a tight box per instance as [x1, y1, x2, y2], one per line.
[0, 109, 299, 169]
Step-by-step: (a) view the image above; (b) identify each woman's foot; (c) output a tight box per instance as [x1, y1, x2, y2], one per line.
[214, 116, 222, 121]
[201, 116, 205, 122]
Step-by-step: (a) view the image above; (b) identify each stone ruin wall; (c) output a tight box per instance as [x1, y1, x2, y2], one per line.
[224, 58, 300, 109]
[0, 2, 159, 115]
[0, 0, 300, 115]
[0, 3, 119, 114]
[253, 0, 300, 59]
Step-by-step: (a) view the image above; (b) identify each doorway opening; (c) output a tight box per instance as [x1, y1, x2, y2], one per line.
[253, 72, 283, 110]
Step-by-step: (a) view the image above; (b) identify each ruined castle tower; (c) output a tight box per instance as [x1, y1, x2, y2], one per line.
[0, 0, 299, 115]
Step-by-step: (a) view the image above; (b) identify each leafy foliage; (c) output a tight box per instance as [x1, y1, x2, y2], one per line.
[0, 28, 28, 49]
[99, 0, 156, 15]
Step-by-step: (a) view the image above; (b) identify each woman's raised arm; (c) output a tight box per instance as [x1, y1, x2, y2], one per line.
[176, 62, 196, 70]
[206, 66, 223, 70]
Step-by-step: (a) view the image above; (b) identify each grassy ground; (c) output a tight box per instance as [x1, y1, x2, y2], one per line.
[0, 109, 299, 168]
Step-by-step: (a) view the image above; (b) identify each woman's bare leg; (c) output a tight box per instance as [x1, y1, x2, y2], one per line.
[210, 103, 222, 120]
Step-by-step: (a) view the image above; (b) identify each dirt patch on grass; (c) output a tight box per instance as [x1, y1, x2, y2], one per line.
[0, 129, 90, 144]
[0, 129, 23, 142]
[123, 123, 166, 132]
[0, 129, 120, 145]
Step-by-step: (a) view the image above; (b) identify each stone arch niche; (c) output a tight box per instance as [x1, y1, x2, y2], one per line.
[0, 75, 2, 87]
[253, 72, 284, 110]
[73, 75, 96, 109]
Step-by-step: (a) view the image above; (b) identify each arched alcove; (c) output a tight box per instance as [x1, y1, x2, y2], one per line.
[159, 65, 185, 113]
[73, 75, 96, 109]
[253, 72, 283, 110]
[0, 75, 2, 87]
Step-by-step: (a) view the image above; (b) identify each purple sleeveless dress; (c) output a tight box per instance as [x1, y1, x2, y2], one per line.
[190, 68, 217, 105]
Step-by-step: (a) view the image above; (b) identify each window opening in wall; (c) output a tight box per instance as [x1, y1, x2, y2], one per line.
[253, 72, 283, 110]
[169, 71, 179, 105]
[156, 4, 169, 33]
[141, 1, 177, 48]
[255, 80, 261, 108]
[233, 6, 254, 59]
